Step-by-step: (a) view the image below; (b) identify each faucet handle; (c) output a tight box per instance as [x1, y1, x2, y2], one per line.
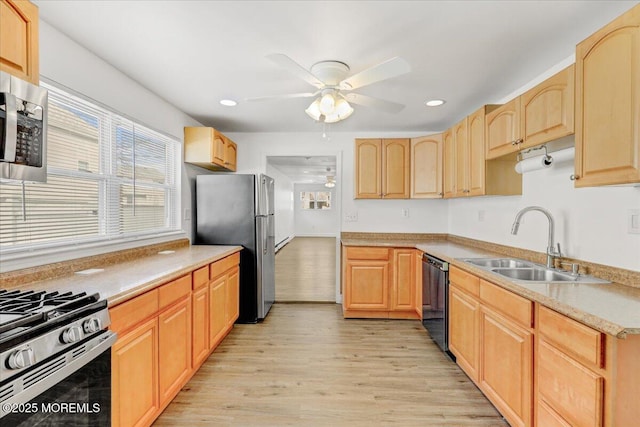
[559, 261, 580, 276]
[548, 243, 562, 257]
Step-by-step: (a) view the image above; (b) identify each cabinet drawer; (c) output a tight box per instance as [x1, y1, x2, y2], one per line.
[450, 267, 480, 297]
[110, 289, 159, 335]
[538, 305, 604, 368]
[192, 266, 209, 290]
[536, 400, 572, 427]
[480, 280, 532, 327]
[537, 339, 604, 427]
[159, 274, 191, 309]
[345, 247, 390, 260]
[210, 252, 241, 279]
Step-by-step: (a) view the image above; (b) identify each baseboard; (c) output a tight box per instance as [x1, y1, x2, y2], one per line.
[295, 233, 338, 238]
[275, 236, 294, 253]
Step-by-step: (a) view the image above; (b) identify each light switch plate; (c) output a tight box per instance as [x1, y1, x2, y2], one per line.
[345, 212, 358, 222]
[629, 209, 640, 234]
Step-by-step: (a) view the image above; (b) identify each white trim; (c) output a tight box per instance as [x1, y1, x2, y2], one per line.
[294, 233, 338, 238]
[0, 231, 188, 273]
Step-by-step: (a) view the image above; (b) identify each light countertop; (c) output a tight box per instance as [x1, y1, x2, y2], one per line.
[342, 239, 640, 338]
[9, 245, 242, 306]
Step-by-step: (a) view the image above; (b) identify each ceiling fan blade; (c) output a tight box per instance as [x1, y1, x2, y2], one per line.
[266, 53, 325, 89]
[343, 92, 405, 114]
[245, 92, 318, 102]
[340, 57, 411, 90]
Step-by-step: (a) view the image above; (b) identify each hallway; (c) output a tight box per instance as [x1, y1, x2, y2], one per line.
[275, 237, 336, 302]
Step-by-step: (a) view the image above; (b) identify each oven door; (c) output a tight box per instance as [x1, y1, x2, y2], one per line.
[1, 331, 116, 426]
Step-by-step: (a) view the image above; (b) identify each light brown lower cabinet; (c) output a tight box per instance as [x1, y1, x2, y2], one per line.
[449, 265, 640, 427]
[109, 252, 240, 427]
[342, 246, 420, 319]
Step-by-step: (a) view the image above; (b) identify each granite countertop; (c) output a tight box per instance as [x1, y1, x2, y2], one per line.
[342, 239, 640, 338]
[10, 245, 242, 306]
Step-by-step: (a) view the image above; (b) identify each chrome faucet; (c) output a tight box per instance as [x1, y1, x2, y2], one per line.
[511, 206, 561, 268]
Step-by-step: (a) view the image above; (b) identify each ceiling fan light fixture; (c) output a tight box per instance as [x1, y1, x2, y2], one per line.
[319, 93, 336, 115]
[220, 99, 238, 107]
[325, 181, 336, 188]
[305, 98, 322, 120]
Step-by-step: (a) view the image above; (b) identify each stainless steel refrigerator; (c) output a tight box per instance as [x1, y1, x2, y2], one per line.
[195, 174, 275, 323]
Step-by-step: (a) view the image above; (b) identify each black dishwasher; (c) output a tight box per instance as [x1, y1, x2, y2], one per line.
[422, 253, 454, 359]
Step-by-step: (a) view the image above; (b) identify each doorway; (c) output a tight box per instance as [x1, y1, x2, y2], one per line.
[266, 155, 339, 303]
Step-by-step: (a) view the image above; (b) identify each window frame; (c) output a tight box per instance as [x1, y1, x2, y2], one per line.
[0, 79, 183, 262]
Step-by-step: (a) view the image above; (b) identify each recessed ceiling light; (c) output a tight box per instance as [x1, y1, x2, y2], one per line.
[220, 99, 237, 107]
[425, 99, 446, 107]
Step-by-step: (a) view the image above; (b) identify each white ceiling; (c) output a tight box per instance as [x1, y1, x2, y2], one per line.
[35, 1, 637, 134]
[268, 156, 337, 184]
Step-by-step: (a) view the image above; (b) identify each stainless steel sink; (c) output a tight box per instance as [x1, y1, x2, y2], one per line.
[464, 258, 533, 269]
[491, 267, 575, 282]
[459, 258, 610, 284]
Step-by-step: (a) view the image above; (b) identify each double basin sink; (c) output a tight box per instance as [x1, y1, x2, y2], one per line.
[460, 257, 610, 284]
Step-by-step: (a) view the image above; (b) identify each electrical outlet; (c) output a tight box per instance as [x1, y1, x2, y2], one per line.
[478, 210, 485, 222]
[184, 208, 191, 221]
[629, 209, 640, 234]
[345, 212, 358, 222]
[402, 208, 410, 218]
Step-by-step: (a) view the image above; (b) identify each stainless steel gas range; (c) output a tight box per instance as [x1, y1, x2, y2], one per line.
[0, 289, 116, 426]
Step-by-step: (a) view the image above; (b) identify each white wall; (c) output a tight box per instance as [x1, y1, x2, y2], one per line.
[294, 184, 340, 236]
[227, 131, 451, 234]
[266, 164, 295, 245]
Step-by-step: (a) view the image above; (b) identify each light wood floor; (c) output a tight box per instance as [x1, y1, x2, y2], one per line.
[153, 304, 507, 426]
[275, 237, 336, 302]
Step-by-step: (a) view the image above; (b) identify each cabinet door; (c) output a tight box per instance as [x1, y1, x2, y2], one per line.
[209, 274, 227, 349]
[467, 107, 486, 196]
[0, 0, 39, 84]
[382, 138, 410, 198]
[443, 129, 456, 198]
[454, 118, 469, 197]
[520, 65, 574, 149]
[226, 266, 240, 326]
[537, 339, 604, 427]
[449, 285, 480, 383]
[486, 98, 521, 159]
[355, 139, 382, 198]
[344, 260, 389, 310]
[158, 297, 192, 407]
[112, 318, 159, 427]
[225, 139, 237, 171]
[575, 5, 640, 187]
[391, 249, 415, 312]
[212, 133, 226, 166]
[410, 134, 443, 198]
[480, 306, 533, 427]
[191, 285, 209, 368]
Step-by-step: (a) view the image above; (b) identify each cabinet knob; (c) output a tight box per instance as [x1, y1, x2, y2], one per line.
[570, 174, 580, 181]
[438, 192, 443, 196]
[516, 138, 524, 145]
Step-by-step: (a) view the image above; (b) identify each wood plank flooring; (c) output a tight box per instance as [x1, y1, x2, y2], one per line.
[153, 304, 507, 426]
[275, 237, 336, 302]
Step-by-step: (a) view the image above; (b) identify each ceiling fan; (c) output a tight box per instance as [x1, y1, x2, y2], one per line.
[246, 54, 411, 123]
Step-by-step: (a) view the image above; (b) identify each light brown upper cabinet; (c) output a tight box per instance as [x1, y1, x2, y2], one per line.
[485, 98, 522, 159]
[520, 64, 575, 148]
[442, 129, 456, 198]
[410, 134, 443, 198]
[0, 0, 39, 84]
[486, 65, 575, 161]
[444, 105, 519, 199]
[575, 3, 640, 187]
[355, 138, 410, 199]
[184, 127, 238, 172]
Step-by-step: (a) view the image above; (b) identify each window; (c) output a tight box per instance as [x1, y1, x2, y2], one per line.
[300, 191, 331, 210]
[0, 83, 180, 253]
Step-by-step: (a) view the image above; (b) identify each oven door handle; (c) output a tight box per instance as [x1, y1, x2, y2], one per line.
[1, 92, 17, 162]
[0, 331, 117, 419]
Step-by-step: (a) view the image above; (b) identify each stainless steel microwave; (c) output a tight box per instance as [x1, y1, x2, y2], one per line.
[0, 71, 48, 182]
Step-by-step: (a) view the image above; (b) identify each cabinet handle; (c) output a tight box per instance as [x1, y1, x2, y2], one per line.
[570, 174, 580, 181]
[516, 138, 524, 145]
[438, 192, 443, 196]
[511, 140, 517, 146]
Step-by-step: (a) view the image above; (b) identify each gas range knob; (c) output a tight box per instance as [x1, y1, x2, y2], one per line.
[83, 317, 102, 334]
[7, 347, 35, 370]
[61, 325, 84, 344]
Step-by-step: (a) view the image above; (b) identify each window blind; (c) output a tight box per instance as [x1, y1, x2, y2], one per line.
[0, 82, 180, 252]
